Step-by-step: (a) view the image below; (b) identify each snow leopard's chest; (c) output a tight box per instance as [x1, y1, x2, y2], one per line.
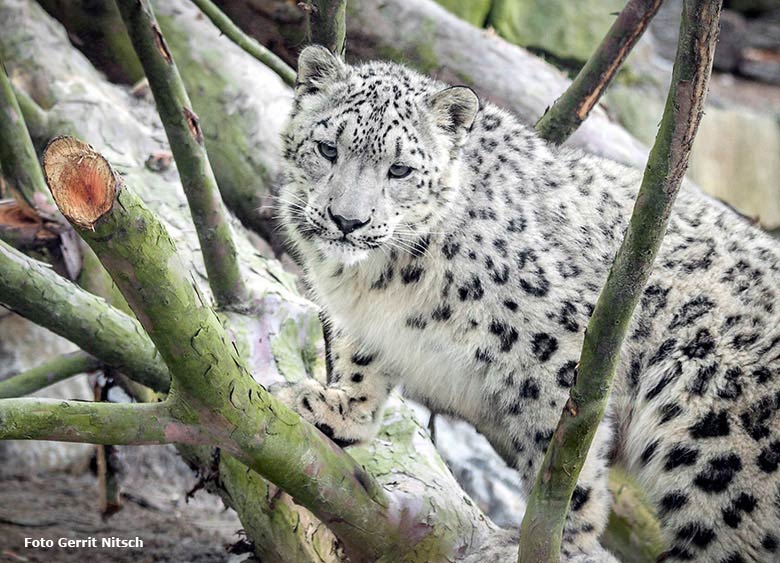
[309, 254, 491, 420]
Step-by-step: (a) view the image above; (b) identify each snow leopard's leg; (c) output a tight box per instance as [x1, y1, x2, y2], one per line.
[509, 415, 617, 563]
[275, 323, 397, 447]
[556, 421, 618, 563]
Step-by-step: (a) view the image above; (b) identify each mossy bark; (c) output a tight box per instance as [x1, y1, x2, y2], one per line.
[518, 1, 722, 561]
[0, 0, 515, 554]
[0, 59, 50, 208]
[115, 0, 248, 310]
[41, 133, 507, 562]
[0, 239, 170, 392]
[0, 398, 184, 444]
[190, 0, 296, 86]
[0, 351, 101, 399]
[35, 0, 144, 84]
[35, 0, 293, 255]
[307, 0, 347, 56]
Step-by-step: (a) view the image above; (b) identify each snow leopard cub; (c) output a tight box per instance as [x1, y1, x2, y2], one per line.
[278, 45, 780, 562]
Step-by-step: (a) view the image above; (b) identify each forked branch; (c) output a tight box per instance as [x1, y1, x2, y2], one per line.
[0, 238, 170, 392]
[41, 136, 403, 562]
[518, 2, 723, 562]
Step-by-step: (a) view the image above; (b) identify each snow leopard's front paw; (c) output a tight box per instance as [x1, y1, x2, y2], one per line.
[273, 379, 380, 447]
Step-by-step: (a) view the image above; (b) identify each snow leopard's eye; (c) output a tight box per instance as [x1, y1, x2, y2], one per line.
[388, 163, 412, 179]
[317, 141, 338, 162]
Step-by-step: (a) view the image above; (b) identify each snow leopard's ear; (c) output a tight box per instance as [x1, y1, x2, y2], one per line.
[296, 45, 348, 96]
[427, 86, 480, 141]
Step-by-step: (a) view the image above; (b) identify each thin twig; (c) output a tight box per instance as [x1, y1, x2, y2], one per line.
[190, 0, 296, 86]
[518, 1, 723, 561]
[0, 350, 101, 399]
[535, 0, 663, 145]
[114, 0, 249, 309]
[94, 371, 124, 519]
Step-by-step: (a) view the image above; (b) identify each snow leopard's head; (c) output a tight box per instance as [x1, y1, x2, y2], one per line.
[281, 45, 479, 265]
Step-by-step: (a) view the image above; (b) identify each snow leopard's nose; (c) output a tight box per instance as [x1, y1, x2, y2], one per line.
[328, 208, 370, 235]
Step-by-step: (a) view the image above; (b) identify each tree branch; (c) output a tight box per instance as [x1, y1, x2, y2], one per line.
[0, 57, 51, 209]
[535, 0, 663, 145]
[0, 239, 170, 392]
[0, 198, 62, 251]
[0, 397, 195, 445]
[0, 350, 101, 399]
[307, 0, 347, 56]
[518, 1, 723, 562]
[114, 0, 249, 309]
[10, 83, 49, 142]
[189, 0, 296, 86]
[41, 136, 403, 562]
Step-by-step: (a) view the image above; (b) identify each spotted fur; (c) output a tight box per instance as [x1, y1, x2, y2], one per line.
[276, 46, 780, 562]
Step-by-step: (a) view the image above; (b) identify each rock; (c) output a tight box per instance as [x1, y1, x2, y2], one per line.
[487, 0, 626, 64]
[434, 0, 492, 27]
[607, 77, 780, 230]
[714, 10, 748, 72]
[739, 48, 780, 85]
[433, 415, 526, 527]
[407, 401, 527, 528]
[738, 10, 780, 84]
[688, 102, 780, 229]
[728, 0, 780, 15]
[744, 9, 780, 50]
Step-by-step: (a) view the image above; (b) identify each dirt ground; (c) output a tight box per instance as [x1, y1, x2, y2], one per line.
[0, 446, 243, 563]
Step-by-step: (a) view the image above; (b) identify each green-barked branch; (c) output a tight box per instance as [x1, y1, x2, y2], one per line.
[0, 3, 517, 558]
[306, 0, 347, 57]
[189, 0, 296, 86]
[0, 238, 170, 392]
[0, 56, 50, 209]
[114, 0, 249, 310]
[518, 1, 723, 562]
[0, 398, 197, 445]
[42, 135, 421, 562]
[0, 351, 102, 399]
[9, 83, 50, 143]
[535, 0, 663, 145]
